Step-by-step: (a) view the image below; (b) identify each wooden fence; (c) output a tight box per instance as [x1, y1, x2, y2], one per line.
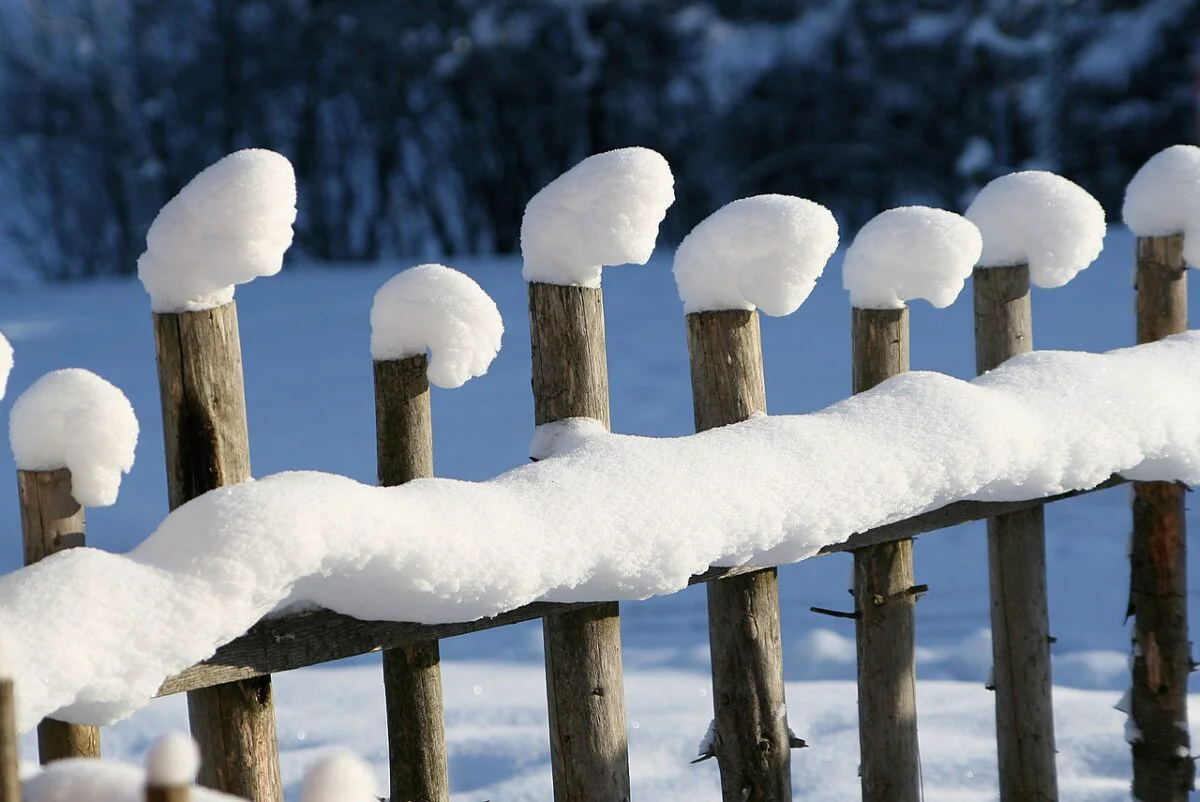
[2, 230, 1192, 802]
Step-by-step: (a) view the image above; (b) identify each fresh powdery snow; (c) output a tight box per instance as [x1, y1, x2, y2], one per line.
[1123, 144, 1200, 266]
[520, 147, 675, 287]
[369, 264, 504, 389]
[143, 731, 200, 787]
[299, 753, 379, 802]
[8, 369, 138, 507]
[966, 171, 1107, 287]
[3, 332, 1200, 729]
[137, 149, 297, 312]
[24, 760, 242, 802]
[842, 206, 982, 309]
[672, 194, 839, 316]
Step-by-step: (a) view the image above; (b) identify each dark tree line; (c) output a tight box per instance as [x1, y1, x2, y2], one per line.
[0, 0, 1196, 279]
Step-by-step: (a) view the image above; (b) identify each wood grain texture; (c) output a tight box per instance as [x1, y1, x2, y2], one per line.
[374, 355, 449, 802]
[974, 263, 1058, 802]
[156, 476, 1126, 698]
[153, 305, 282, 802]
[851, 306, 920, 802]
[0, 680, 17, 802]
[687, 310, 791, 802]
[529, 281, 629, 802]
[146, 785, 191, 802]
[1130, 234, 1192, 801]
[16, 468, 102, 763]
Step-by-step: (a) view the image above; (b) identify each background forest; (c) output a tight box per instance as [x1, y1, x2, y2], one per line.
[0, 0, 1196, 280]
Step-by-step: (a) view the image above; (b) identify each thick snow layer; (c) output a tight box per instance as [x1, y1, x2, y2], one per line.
[144, 732, 199, 787]
[1122, 145, 1200, 267]
[521, 148, 675, 288]
[299, 753, 378, 802]
[673, 194, 838, 316]
[842, 206, 982, 309]
[966, 171, 1106, 288]
[137, 149, 297, 313]
[24, 759, 239, 802]
[0, 331, 12, 401]
[370, 264, 504, 388]
[9, 369, 138, 507]
[2, 333, 1200, 729]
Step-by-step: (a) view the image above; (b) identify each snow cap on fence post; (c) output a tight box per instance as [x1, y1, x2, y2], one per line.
[300, 752, 379, 802]
[521, 147, 675, 287]
[145, 731, 200, 790]
[9, 369, 139, 507]
[137, 148, 297, 312]
[370, 264, 504, 388]
[966, 171, 1106, 286]
[842, 206, 982, 309]
[673, 194, 839, 316]
[1122, 144, 1200, 267]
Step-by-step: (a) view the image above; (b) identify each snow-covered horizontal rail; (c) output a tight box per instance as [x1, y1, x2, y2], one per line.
[155, 474, 1126, 698]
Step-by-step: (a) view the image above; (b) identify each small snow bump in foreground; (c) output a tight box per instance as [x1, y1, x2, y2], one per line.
[145, 731, 201, 787]
[9, 369, 139, 507]
[300, 752, 379, 802]
[843, 206, 982, 310]
[521, 147, 675, 287]
[370, 264, 503, 389]
[673, 194, 839, 316]
[138, 149, 297, 312]
[1123, 145, 1200, 266]
[966, 171, 1106, 288]
[530, 417, 608, 460]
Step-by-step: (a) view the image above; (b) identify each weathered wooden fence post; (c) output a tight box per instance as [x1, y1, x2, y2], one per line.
[1131, 233, 1191, 799]
[370, 263, 502, 802]
[1121, 145, 1196, 801]
[842, 206, 982, 802]
[0, 659, 17, 802]
[965, 169, 1106, 801]
[521, 147, 673, 802]
[16, 468, 101, 763]
[153, 305, 282, 802]
[675, 194, 838, 801]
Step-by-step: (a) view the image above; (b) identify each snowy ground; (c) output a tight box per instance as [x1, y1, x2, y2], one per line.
[2, 226, 1197, 799]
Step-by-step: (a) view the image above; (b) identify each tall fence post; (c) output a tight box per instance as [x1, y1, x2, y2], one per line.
[0, 665, 17, 802]
[153, 305, 282, 802]
[529, 281, 631, 802]
[850, 305, 920, 802]
[374, 353, 450, 802]
[15, 468, 101, 762]
[973, 262, 1058, 800]
[1130, 232, 1192, 800]
[687, 309, 791, 802]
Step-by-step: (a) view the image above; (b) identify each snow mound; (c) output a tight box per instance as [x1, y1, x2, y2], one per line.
[0, 332, 12, 401]
[25, 759, 240, 802]
[370, 264, 504, 389]
[673, 194, 839, 315]
[145, 732, 200, 787]
[138, 149, 297, 312]
[843, 206, 982, 309]
[3, 333, 1200, 729]
[966, 171, 1106, 287]
[1123, 145, 1200, 267]
[521, 148, 675, 287]
[300, 752, 378, 802]
[9, 369, 139, 507]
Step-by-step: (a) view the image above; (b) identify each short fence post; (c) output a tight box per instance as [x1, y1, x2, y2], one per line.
[850, 305, 920, 802]
[687, 309, 791, 802]
[0, 669, 17, 802]
[973, 262, 1058, 800]
[153, 305, 282, 802]
[1129, 232, 1192, 800]
[15, 468, 101, 762]
[374, 353, 450, 802]
[529, 280, 631, 802]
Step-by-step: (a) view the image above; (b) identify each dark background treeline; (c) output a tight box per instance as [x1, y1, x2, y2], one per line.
[0, 0, 1196, 279]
